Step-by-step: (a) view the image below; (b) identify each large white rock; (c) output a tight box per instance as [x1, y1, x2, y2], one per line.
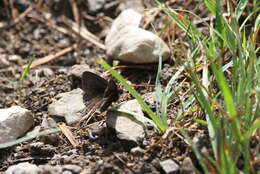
[105, 9, 170, 64]
[105, 9, 142, 45]
[0, 106, 34, 144]
[48, 88, 86, 125]
[106, 26, 170, 63]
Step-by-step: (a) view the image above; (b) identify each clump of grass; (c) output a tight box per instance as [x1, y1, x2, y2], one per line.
[97, 58, 167, 132]
[97, 49, 186, 133]
[98, 52, 187, 133]
[17, 56, 36, 95]
[154, 55, 185, 127]
[19, 56, 36, 85]
[157, 0, 260, 173]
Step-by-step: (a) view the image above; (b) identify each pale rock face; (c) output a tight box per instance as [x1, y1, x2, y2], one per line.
[106, 26, 170, 63]
[160, 159, 180, 174]
[0, 106, 34, 144]
[5, 162, 42, 174]
[48, 88, 85, 125]
[106, 99, 145, 143]
[105, 9, 170, 64]
[105, 9, 142, 46]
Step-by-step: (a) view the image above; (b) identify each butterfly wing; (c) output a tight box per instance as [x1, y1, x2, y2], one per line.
[100, 79, 119, 111]
[81, 71, 107, 108]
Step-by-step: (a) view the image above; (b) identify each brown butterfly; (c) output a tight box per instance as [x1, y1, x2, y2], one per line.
[78, 71, 118, 125]
[82, 71, 118, 111]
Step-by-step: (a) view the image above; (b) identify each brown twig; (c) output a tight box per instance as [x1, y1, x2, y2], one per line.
[28, 43, 79, 69]
[0, 67, 19, 73]
[0, 6, 34, 29]
[114, 65, 157, 70]
[113, 152, 137, 174]
[58, 123, 79, 147]
[68, 0, 80, 26]
[143, 8, 162, 29]
[64, 18, 105, 50]
[29, 12, 105, 50]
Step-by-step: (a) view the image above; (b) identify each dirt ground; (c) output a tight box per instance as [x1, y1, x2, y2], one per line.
[0, 0, 251, 173]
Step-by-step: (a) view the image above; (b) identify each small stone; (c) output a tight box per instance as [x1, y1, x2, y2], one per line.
[39, 118, 60, 145]
[80, 168, 92, 174]
[41, 116, 57, 129]
[106, 112, 145, 143]
[130, 146, 145, 156]
[29, 68, 54, 84]
[192, 132, 208, 151]
[87, 0, 105, 13]
[120, 99, 144, 115]
[106, 26, 170, 63]
[142, 92, 156, 108]
[180, 157, 201, 174]
[0, 54, 9, 68]
[33, 28, 46, 40]
[105, 10, 142, 56]
[62, 171, 72, 174]
[58, 38, 70, 46]
[5, 162, 42, 174]
[69, 64, 91, 79]
[39, 165, 62, 174]
[69, 64, 92, 88]
[0, 106, 34, 144]
[8, 55, 22, 62]
[119, 99, 154, 126]
[48, 88, 86, 125]
[58, 68, 68, 74]
[61, 155, 72, 164]
[39, 67, 54, 77]
[160, 159, 180, 174]
[106, 99, 145, 143]
[30, 142, 44, 148]
[63, 165, 82, 173]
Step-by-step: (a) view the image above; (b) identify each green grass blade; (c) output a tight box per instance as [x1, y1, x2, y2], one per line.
[0, 128, 60, 149]
[239, 7, 260, 31]
[155, 0, 202, 40]
[155, 55, 164, 121]
[19, 56, 36, 83]
[204, 0, 217, 16]
[180, 128, 209, 173]
[112, 108, 157, 129]
[165, 64, 185, 94]
[235, 0, 249, 20]
[188, 65, 218, 157]
[176, 96, 195, 121]
[244, 121, 260, 140]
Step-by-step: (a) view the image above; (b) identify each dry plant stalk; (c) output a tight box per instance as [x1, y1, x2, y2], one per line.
[28, 43, 79, 69]
[58, 123, 79, 147]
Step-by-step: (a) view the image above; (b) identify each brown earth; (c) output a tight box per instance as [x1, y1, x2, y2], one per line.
[0, 0, 236, 173]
